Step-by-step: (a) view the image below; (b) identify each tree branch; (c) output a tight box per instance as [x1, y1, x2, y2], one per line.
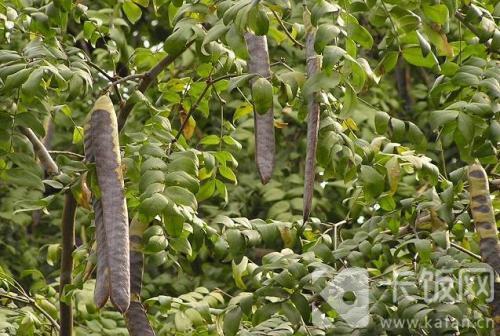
[60, 192, 77, 336]
[117, 39, 196, 131]
[270, 9, 304, 48]
[19, 127, 59, 176]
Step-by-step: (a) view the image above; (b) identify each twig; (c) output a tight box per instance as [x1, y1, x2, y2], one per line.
[48, 151, 85, 159]
[174, 81, 213, 142]
[454, 11, 495, 53]
[102, 74, 145, 93]
[19, 127, 59, 176]
[0, 292, 61, 331]
[450, 242, 482, 261]
[60, 192, 77, 336]
[270, 9, 304, 48]
[117, 39, 196, 131]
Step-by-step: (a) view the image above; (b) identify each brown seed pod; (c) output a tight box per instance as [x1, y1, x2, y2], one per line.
[125, 218, 155, 335]
[303, 9, 322, 222]
[92, 198, 110, 308]
[468, 163, 500, 333]
[468, 163, 500, 273]
[84, 95, 130, 313]
[244, 33, 275, 184]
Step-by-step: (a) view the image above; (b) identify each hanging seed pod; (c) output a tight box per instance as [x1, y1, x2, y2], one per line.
[244, 32, 275, 184]
[84, 95, 130, 313]
[468, 163, 500, 333]
[468, 163, 500, 273]
[125, 218, 155, 335]
[303, 9, 322, 222]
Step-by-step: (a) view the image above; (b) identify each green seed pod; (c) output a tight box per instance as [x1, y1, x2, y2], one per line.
[252, 77, 273, 115]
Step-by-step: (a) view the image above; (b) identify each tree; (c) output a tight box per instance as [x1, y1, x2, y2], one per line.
[0, 0, 498, 335]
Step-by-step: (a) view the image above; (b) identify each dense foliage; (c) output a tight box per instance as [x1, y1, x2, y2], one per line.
[0, 0, 499, 335]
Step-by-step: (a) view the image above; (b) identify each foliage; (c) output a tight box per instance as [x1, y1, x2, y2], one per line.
[0, 0, 498, 335]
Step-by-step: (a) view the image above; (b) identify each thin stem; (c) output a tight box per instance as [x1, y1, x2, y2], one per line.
[174, 81, 213, 142]
[380, 0, 402, 52]
[270, 9, 304, 48]
[102, 74, 145, 93]
[48, 151, 85, 159]
[0, 292, 61, 331]
[450, 242, 482, 261]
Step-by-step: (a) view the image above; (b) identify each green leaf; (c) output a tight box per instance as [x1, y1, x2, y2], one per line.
[232, 256, 249, 289]
[302, 71, 340, 97]
[223, 306, 242, 336]
[228, 74, 257, 92]
[248, 5, 269, 36]
[164, 186, 197, 209]
[429, 110, 458, 128]
[196, 179, 216, 202]
[202, 22, 230, 55]
[72, 126, 84, 144]
[200, 135, 220, 146]
[360, 165, 385, 200]
[457, 112, 474, 142]
[323, 45, 346, 69]
[2, 68, 32, 91]
[415, 239, 432, 263]
[422, 4, 449, 25]
[46, 244, 60, 266]
[222, 135, 242, 150]
[311, 0, 340, 26]
[347, 22, 373, 49]
[375, 51, 399, 75]
[21, 67, 44, 94]
[219, 165, 237, 183]
[416, 31, 431, 57]
[123, 0, 142, 24]
[140, 193, 170, 217]
[402, 46, 437, 68]
[374, 111, 390, 134]
[314, 24, 340, 53]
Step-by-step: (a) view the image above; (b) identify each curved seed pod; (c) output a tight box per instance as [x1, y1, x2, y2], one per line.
[468, 163, 500, 272]
[468, 163, 500, 333]
[125, 218, 155, 335]
[244, 32, 275, 184]
[126, 302, 155, 336]
[303, 9, 322, 222]
[93, 198, 110, 308]
[85, 95, 130, 313]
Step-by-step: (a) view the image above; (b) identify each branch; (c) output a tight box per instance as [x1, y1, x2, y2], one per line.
[270, 9, 304, 48]
[60, 192, 77, 336]
[174, 82, 212, 142]
[19, 127, 59, 175]
[0, 292, 61, 331]
[450, 242, 482, 261]
[101, 74, 145, 94]
[454, 11, 496, 53]
[117, 39, 196, 131]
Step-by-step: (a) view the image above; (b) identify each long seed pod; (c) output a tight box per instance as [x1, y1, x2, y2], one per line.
[84, 95, 130, 313]
[244, 33, 275, 184]
[302, 9, 322, 222]
[125, 218, 155, 336]
[468, 163, 500, 332]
